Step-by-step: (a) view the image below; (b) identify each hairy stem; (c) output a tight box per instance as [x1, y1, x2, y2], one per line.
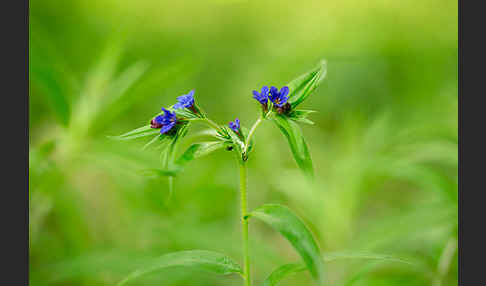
[239, 162, 251, 286]
[244, 117, 263, 154]
[163, 146, 174, 204]
[204, 118, 222, 132]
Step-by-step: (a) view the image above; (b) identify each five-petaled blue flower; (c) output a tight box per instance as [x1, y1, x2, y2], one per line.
[229, 118, 240, 133]
[252, 86, 269, 105]
[152, 108, 177, 134]
[269, 86, 290, 107]
[174, 90, 195, 110]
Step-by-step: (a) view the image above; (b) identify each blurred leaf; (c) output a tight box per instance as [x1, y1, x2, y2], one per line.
[88, 60, 151, 133]
[287, 60, 327, 108]
[116, 250, 243, 286]
[247, 204, 325, 286]
[91, 60, 196, 133]
[262, 263, 306, 286]
[272, 114, 314, 179]
[323, 252, 412, 265]
[138, 168, 180, 178]
[260, 251, 411, 286]
[30, 31, 75, 126]
[104, 61, 150, 108]
[176, 141, 226, 167]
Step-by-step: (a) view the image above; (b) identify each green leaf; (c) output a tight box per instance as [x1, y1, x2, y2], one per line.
[262, 263, 307, 286]
[323, 251, 412, 265]
[138, 168, 181, 178]
[116, 250, 243, 286]
[142, 134, 162, 150]
[247, 204, 325, 285]
[272, 115, 314, 178]
[288, 109, 317, 125]
[219, 126, 246, 161]
[174, 108, 199, 119]
[176, 141, 226, 167]
[30, 28, 75, 126]
[287, 60, 327, 108]
[260, 252, 411, 286]
[109, 125, 161, 141]
[111, 125, 151, 138]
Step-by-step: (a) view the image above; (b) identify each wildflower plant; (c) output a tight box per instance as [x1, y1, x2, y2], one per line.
[113, 60, 329, 286]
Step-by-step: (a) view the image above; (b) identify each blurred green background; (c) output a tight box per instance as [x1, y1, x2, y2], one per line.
[29, 0, 457, 285]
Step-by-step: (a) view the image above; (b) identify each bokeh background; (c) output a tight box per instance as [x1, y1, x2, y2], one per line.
[29, 0, 458, 285]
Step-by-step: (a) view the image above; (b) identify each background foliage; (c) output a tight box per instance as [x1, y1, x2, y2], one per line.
[29, 0, 458, 285]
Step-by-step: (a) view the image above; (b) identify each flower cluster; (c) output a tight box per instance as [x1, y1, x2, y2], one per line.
[229, 118, 240, 133]
[252, 85, 291, 114]
[151, 108, 177, 134]
[252, 86, 269, 106]
[151, 90, 196, 134]
[269, 86, 289, 108]
[152, 85, 292, 136]
[174, 90, 195, 110]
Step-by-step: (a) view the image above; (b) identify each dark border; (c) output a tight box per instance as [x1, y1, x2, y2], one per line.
[458, 0, 484, 285]
[4, 0, 29, 284]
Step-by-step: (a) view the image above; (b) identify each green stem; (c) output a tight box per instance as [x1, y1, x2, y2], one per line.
[239, 162, 251, 286]
[184, 117, 221, 132]
[204, 118, 222, 132]
[243, 117, 263, 154]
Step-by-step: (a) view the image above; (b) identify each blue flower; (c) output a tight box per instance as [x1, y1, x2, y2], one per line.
[228, 118, 240, 133]
[269, 86, 290, 107]
[174, 90, 195, 110]
[252, 86, 269, 105]
[152, 108, 177, 134]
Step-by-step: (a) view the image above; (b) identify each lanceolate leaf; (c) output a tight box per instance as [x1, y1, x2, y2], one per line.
[288, 109, 317, 125]
[142, 134, 163, 150]
[176, 141, 226, 167]
[247, 204, 325, 286]
[287, 60, 327, 108]
[262, 263, 307, 286]
[323, 251, 412, 265]
[116, 250, 243, 286]
[110, 128, 161, 141]
[174, 108, 199, 119]
[261, 252, 410, 286]
[109, 125, 156, 140]
[272, 115, 314, 179]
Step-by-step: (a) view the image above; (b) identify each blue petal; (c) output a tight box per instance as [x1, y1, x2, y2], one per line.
[270, 86, 278, 95]
[252, 90, 260, 97]
[154, 115, 164, 124]
[261, 86, 269, 95]
[160, 121, 176, 134]
[162, 107, 171, 115]
[280, 86, 289, 97]
[269, 86, 278, 101]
